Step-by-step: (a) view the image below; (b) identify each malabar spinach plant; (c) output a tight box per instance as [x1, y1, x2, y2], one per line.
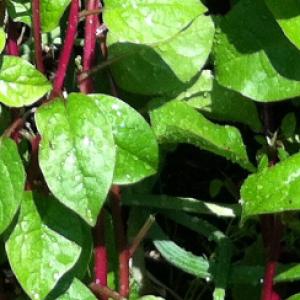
[1, 0, 300, 299]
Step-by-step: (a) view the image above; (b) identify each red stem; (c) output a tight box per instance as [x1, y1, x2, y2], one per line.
[79, 0, 99, 93]
[32, 0, 45, 73]
[6, 20, 19, 56]
[50, 0, 80, 98]
[111, 186, 130, 298]
[94, 210, 108, 300]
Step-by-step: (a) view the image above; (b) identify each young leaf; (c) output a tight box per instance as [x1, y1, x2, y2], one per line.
[0, 56, 51, 107]
[107, 15, 214, 95]
[150, 100, 255, 172]
[122, 194, 240, 217]
[151, 223, 211, 279]
[89, 94, 159, 184]
[175, 70, 262, 132]
[265, 0, 300, 49]
[6, 192, 81, 300]
[0, 138, 25, 235]
[36, 93, 115, 226]
[103, 0, 207, 44]
[56, 278, 97, 300]
[241, 152, 300, 218]
[214, 0, 300, 102]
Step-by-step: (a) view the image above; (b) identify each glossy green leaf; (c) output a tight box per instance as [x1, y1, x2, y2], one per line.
[122, 194, 240, 217]
[214, 0, 300, 102]
[57, 278, 96, 300]
[0, 138, 25, 234]
[150, 100, 254, 171]
[40, 0, 71, 32]
[287, 294, 300, 300]
[176, 70, 262, 132]
[108, 15, 214, 95]
[36, 93, 115, 226]
[7, 0, 70, 32]
[6, 192, 81, 300]
[265, 0, 300, 49]
[241, 152, 300, 218]
[89, 94, 159, 184]
[104, 0, 207, 44]
[151, 223, 211, 279]
[0, 56, 51, 107]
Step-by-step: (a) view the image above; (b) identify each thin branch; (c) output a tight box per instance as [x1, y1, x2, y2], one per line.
[32, 0, 45, 73]
[50, 0, 80, 98]
[90, 283, 126, 300]
[129, 214, 155, 257]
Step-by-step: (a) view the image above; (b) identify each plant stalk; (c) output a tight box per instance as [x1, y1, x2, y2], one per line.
[32, 0, 45, 73]
[6, 20, 19, 56]
[51, 0, 80, 98]
[111, 185, 130, 298]
[79, 0, 98, 93]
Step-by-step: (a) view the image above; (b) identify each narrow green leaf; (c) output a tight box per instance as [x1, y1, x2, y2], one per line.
[104, 0, 207, 44]
[214, 0, 300, 102]
[150, 100, 255, 172]
[265, 0, 300, 49]
[40, 0, 71, 32]
[6, 192, 81, 300]
[89, 94, 159, 184]
[122, 194, 240, 217]
[0, 28, 5, 54]
[0, 137, 25, 235]
[176, 70, 262, 132]
[241, 152, 300, 218]
[108, 15, 214, 95]
[151, 223, 211, 279]
[57, 278, 96, 300]
[36, 93, 115, 226]
[0, 56, 51, 107]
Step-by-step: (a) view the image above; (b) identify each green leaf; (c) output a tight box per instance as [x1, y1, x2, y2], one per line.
[241, 152, 300, 218]
[7, 0, 31, 26]
[0, 56, 51, 107]
[104, 0, 207, 44]
[151, 223, 211, 279]
[0, 105, 11, 134]
[36, 93, 115, 226]
[89, 94, 159, 184]
[209, 179, 224, 198]
[265, 0, 300, 49]
[214, 0, 300, 102]
[281, 112, 296, 138]
[57, 278, 96, 300]
[6, 192, 81, 300]
[122, 194, 240, 217]
[0, 28, 5, 54]
[108, 15, 214, 95]
[40, 0, 71, 32]
[176, 70, 262, 132]
[138, 297, 165, 300]
[0, 138, 25, 235]
[150, 100, 254, 172]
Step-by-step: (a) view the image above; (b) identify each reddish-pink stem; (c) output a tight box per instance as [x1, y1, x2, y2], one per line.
[32, 0, 45, 73]
[6, 20, 19, 56]
[111, 186, 130, 298]
[51, 0, 80, 98]
[94, 210, 108, 300]
[79, 0, 99, 93]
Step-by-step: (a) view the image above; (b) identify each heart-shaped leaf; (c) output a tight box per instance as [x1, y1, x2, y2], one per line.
[6, 192, 81, 300]
[36, 93, 115, 226]
[89, 94, 159, 184]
